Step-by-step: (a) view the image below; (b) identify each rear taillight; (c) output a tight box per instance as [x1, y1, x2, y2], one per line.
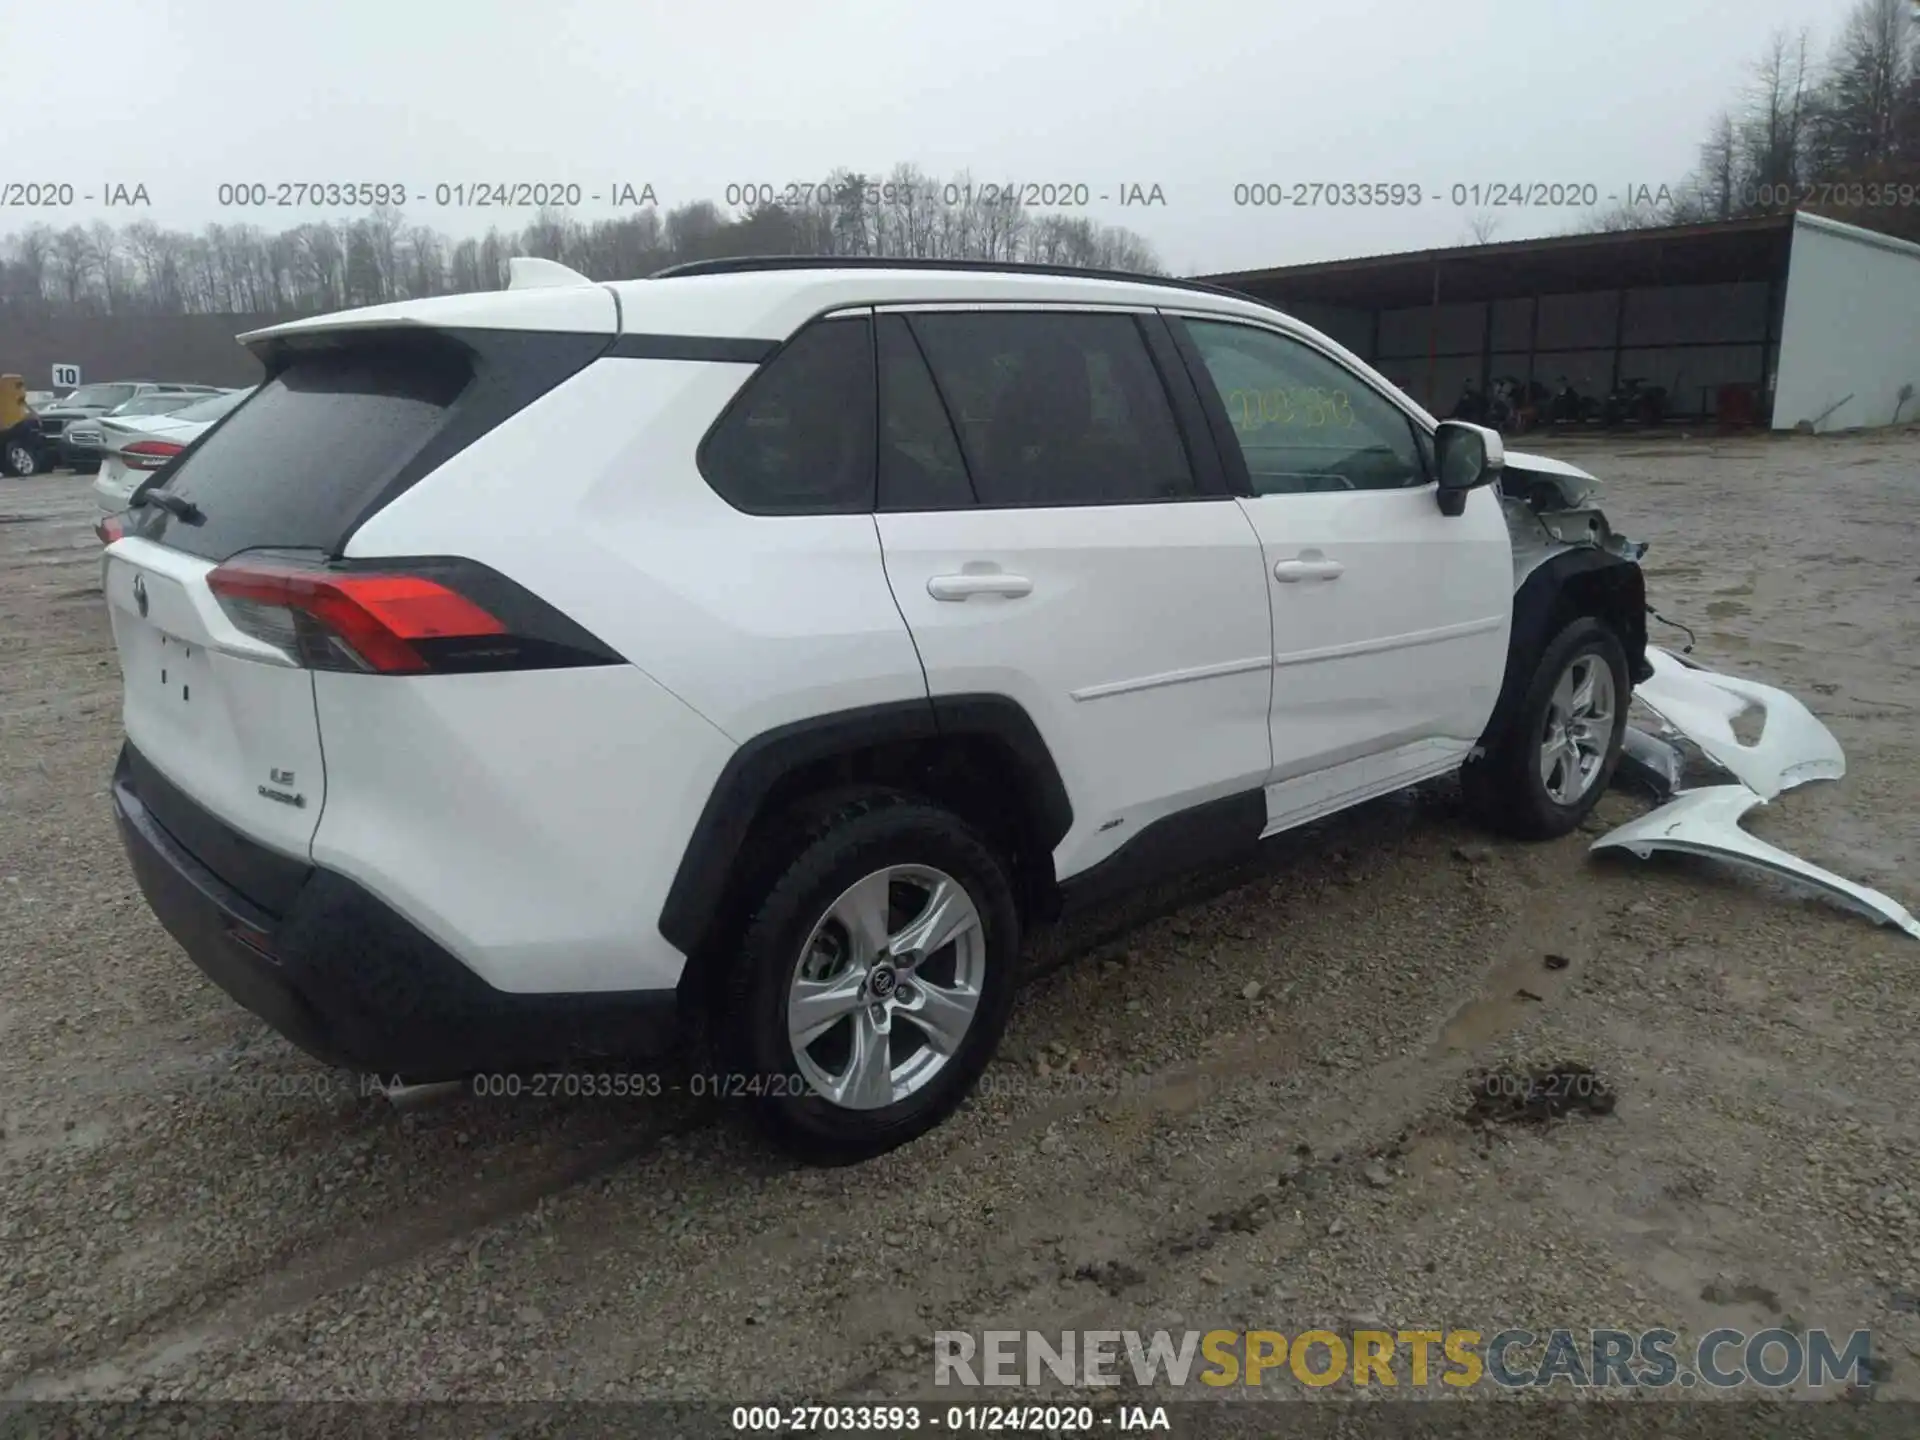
[205, 556, 621, 675]
[97, 514, 126, 544]
[121, 440, 185, 470]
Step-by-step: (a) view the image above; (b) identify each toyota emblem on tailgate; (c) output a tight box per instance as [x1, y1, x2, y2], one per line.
[132, 574, 148, 617]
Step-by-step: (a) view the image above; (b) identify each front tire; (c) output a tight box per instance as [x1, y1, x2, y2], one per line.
[1463, 616, 1630, 840]
[719, 790, 1021, 1164]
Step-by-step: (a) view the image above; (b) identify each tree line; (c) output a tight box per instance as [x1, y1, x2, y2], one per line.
[1576, 0, 1920, 238]
[0, 164, 1163, 318]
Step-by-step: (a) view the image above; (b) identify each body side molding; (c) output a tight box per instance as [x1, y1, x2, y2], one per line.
[1053, 787, 1268, 917]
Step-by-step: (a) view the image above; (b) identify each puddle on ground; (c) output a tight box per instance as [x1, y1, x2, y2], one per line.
[1463, 1062, 1618, 1125]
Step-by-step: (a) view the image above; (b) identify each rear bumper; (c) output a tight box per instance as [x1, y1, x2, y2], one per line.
[112, 740, 682, 1081]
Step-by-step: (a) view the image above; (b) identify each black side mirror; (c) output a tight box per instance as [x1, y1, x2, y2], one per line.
[1433, 419, 1505, 516]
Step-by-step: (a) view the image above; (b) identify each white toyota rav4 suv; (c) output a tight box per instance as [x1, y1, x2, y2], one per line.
[102, 256, 1650, 1162]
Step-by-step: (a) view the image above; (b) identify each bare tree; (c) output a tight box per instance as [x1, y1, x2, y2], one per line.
[1814, 0, 1917, 172]
[1743, 29, 1819, 189]
[1, 161, 1164, 319]
[1462, 210, 1503, 245]
[1687, 111, 1746, 220]
[49, 227, 95, 308]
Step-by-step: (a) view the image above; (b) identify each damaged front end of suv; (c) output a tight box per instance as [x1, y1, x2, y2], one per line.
[1493, 446, 1920, 941]
[1499, 446, 1651, 665]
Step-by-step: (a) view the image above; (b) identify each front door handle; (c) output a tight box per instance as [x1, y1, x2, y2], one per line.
[927, 572, 1034, 601]
[1272, 556, 1344, 583]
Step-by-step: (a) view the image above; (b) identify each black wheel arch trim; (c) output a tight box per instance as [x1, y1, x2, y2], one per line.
[657, 693, 1073, 958]
[1478, 550, 1649, 758]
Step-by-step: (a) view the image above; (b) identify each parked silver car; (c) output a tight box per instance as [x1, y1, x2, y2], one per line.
[37, 383, 223, 469]
[92, 387, 256, 519]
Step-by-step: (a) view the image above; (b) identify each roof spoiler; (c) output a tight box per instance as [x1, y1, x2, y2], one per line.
[508, 257, 592, 290]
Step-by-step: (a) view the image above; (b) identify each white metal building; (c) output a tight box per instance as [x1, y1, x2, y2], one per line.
[1201, 210, 1920, 432]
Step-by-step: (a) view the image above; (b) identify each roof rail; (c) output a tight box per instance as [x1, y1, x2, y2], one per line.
[645, 254, 1261, 305]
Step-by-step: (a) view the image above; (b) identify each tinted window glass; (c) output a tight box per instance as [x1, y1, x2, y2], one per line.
[700, 316, 876, 514]
[1181, 319, 1426, 494]
[877, 315, 974, 510]
[147, 339, 470, 560]
[908, 312, 1195, 507]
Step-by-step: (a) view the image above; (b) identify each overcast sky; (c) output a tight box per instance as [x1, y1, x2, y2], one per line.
[2, 0, 1853, 277]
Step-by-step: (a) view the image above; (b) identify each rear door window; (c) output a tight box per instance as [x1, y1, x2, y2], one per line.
[877, 315, 975, 511]
[905, 311, 1196, 507]
[143, 338, 473, 561]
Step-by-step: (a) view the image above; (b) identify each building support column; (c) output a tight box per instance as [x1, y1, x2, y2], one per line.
[1425, 262, 1441, 412]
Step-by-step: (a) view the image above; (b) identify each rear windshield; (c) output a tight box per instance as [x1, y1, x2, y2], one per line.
[148, 341, 471, 561]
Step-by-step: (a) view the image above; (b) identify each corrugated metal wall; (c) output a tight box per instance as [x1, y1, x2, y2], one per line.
[1277, 285, 1778, 418]
[1773, 212, 1920, 432]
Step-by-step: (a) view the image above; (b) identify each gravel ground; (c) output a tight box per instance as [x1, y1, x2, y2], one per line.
[1, 432, 1917, 1417]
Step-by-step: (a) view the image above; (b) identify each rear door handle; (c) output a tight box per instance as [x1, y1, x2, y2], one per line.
[1272, 557, 1344, 583]
[927, 573, 1034, 601]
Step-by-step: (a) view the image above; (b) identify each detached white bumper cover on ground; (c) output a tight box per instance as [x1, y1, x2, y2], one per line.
[1632, 647, 1845, 799]
[1592, 786, 1920, 941]
[1594, 647, 1919, 940]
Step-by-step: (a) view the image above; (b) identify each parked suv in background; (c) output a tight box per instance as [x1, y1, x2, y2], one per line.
[101, 256, 1649, 1163]
[36, 382, 222, 469]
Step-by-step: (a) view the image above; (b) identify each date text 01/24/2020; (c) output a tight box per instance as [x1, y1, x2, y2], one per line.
[463, 1071, 820, 1100]
[720, 181, 1168, 210]
[212, 182, 660, 209]
[1231, 182, 1681, 209]
[729, 1404, 1172, 1432]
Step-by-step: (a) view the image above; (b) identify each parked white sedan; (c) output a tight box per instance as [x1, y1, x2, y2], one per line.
[92, 388, 254, 521]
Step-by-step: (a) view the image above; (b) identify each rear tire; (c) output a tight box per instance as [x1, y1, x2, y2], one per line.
[1463, 616, 1629, 840]
[2, 439, 38, 477]
[718, 789, 1021, 1164]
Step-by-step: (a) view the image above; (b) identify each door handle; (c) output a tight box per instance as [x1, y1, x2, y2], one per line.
[1272, 557, 1344, 583]
[927, 572, 1033, 601]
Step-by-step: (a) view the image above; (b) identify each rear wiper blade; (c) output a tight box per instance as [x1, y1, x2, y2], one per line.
[128, 487, 203, 523]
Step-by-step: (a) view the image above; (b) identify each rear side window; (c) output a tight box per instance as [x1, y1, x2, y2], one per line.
[700, 316, 876, 515]
[906, 311, 1196, 507]
[146, 339, 470, 561]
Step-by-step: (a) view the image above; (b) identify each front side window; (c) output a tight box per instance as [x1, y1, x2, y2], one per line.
[1179, 319, 1426, 495]
[906, 311, 1196, 507]
[699, 316, 876, 515]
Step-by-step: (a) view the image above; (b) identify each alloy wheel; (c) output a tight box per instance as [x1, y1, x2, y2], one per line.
[1540, 652, 1616, 805]
[787, 864, 987, 1110]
